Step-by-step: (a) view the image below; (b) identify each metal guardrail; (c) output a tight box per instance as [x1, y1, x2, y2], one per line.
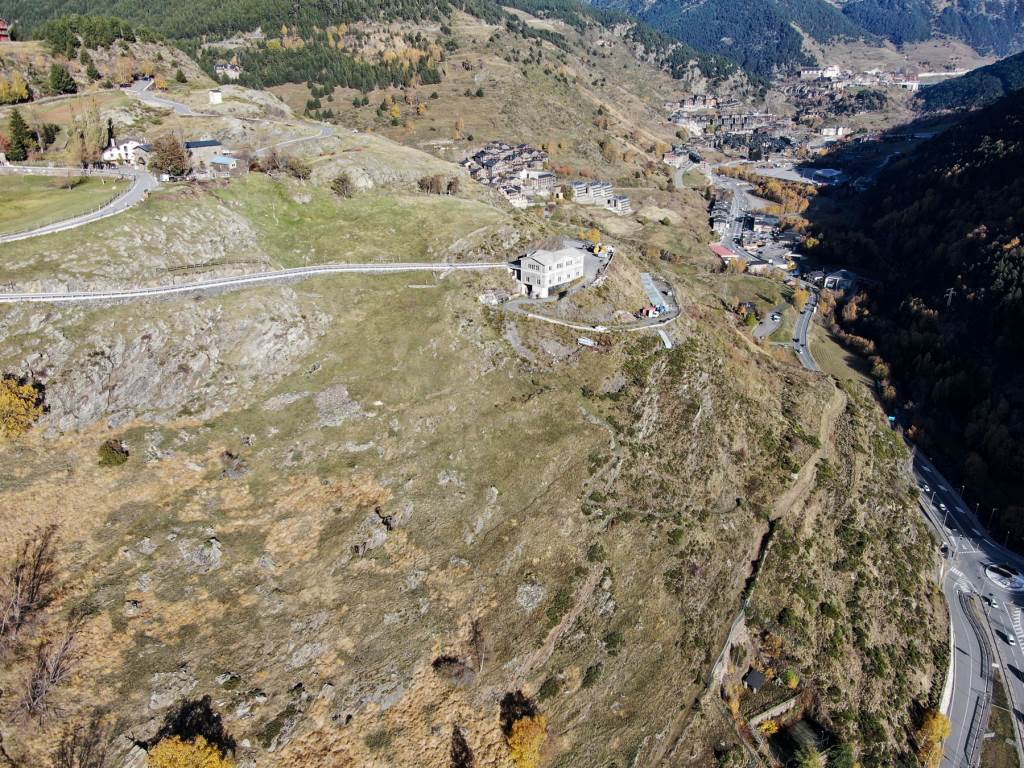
[0, 262, 509, 304]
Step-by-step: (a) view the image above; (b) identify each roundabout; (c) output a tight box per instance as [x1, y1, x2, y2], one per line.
[985, 563, 1024, 592]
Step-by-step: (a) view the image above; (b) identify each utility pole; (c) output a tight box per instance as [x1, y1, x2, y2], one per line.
[944, 287, 955, 307]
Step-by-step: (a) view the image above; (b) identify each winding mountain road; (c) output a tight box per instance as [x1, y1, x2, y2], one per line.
[0, 83, 335, 246]
[0, 262, 508, 304]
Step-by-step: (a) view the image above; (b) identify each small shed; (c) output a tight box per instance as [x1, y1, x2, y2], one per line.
[743, 668, 767, 693]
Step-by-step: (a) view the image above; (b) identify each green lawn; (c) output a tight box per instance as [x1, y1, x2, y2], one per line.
[0, 175, 125, 236]
[719, 274, 790, 314]
[210, 174, 508, 268]
[982, 675, 1020, 768]
[808, 325, 873, 387]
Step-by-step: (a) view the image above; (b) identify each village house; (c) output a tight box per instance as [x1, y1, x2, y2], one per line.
[214, 62, 242, 80]
[511, 242, 587, 298]
[894, 75, 921, 92]
[824, 269, 857, 292]
[518, 169, 557, 197]
[607, 195, 632, 215]
[0, 18, 10, 42]
[209, 89, 223, 105]
[102, 139, 148, 166]
[464, 141, 551, 206]
[186, 139, 227, 171]
[752, 214, 781, 234]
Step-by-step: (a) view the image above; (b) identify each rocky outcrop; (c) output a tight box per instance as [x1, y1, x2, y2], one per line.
[0, 290, 329, 431]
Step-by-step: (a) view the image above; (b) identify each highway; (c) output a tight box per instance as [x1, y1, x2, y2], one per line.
[791, 290, 820, 371]
[0, 166, 158, 244]
[0, 262, 508, 304]
[916, 450, 1024, 768]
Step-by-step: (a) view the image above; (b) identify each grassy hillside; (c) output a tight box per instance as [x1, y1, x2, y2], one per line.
[0, 232, 944, 768]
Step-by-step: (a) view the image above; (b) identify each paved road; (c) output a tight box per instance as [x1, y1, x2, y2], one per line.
[0, 166, 158, 245]
[0, 262, 507, 304]
[130, 79, 335, 154]
[915, 450, 1024, 768]
[791, 290, 820, 371]
[131, 79, 201, 116]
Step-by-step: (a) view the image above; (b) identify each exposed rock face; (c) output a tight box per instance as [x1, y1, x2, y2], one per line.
[0, 290, 329, 431]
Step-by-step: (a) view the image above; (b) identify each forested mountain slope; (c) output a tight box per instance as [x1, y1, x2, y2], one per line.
[586, 0, 1024, 77]
[917, 49, 1024, 111]
[819, 89, 1024, 542]
[4, 0, 735, 92]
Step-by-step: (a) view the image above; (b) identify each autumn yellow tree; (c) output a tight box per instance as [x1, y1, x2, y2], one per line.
[915, 710, 951, 768]
[508, 714, 546, 768]
[148, 736, 234, 768]
[141, 60, 157, 77]
[793, 287, 810, 311]
[114, 57, 136, 86]
[759, 719, 780, 735]
[453, 115, 464, 140]
[0, 378, 43, 438]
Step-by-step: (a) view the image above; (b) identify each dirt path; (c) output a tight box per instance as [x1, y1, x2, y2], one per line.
[649, 384, 847, 766]
[513, 563, 605, 688]
[771, 383, 847, 519]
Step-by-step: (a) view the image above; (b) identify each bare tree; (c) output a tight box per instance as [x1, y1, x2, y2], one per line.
[0, 525, 59, 650]
[21, 620, 80, 719]
[469, 618, 486, 674]
[52, 713, 110, 768]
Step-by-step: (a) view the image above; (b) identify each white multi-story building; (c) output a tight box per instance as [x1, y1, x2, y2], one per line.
[101, 139, 145, 165]
[513, 244, 587, 298]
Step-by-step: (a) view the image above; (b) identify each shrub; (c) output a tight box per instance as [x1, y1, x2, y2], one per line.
[781, 668, 799, 689]
[586, 543, 606, 562]
[0, 377, 43, 437]
[602, 630, 624, 655]
[330, 172, 354, 198]
[450, 726, 474, 768]
[147, 736, 233, 768]
[98, 439, 129, 467]
[0, 525, 59, 647]
[283, 158, 311, 180]
[174, 69, 186, 83]
[364, 728, 394, 751]
[581, 663, 602, 688]
[537, 676, 560, 700]
[546, 588, 573, 626]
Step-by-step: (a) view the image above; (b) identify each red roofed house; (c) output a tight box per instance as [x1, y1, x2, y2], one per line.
[0, 19, 10, 42]
[710, 243, 737, 260]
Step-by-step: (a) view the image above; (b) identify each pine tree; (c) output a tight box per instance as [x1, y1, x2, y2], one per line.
[7, 109, 32, 161]
[48, 64, 77, 95]
[174, 68, 187, 83]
